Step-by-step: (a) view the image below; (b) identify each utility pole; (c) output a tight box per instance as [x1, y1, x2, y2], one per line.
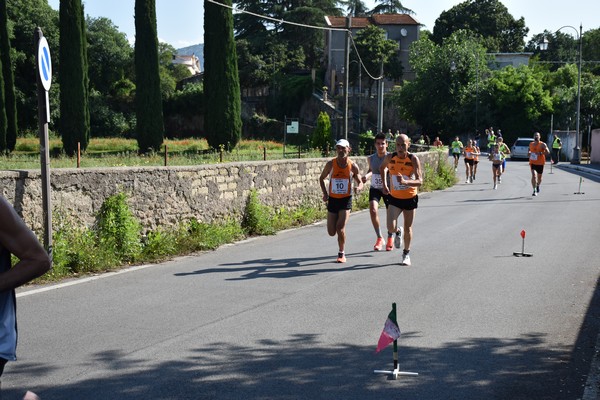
[344, 17, 351, 140]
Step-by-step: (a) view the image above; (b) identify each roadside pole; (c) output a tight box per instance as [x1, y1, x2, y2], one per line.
[35, 27, 53, 261]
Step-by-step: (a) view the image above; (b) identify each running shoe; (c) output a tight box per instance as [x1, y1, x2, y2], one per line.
[336, 252, 346, 263]
[532, 191, 537, 196]
[400, 253, 411, 266]
[465, 179, 469, 184]
[536, 185, 540, 193]
[374, 237, 384, 251]
[472, 175, 476, 181]
[493, 184, 497, 190]
[498, 176, 502, 183]
[394, 228, 403, 249]
[386, 237, 394, 251]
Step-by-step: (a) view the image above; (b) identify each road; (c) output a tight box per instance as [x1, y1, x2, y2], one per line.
[4, 159, 600, 399]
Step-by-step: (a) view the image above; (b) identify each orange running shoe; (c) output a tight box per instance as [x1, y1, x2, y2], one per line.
[336, 252, 346, 263]
[386, 237, 394, 251]
[373, 237, 384, 251]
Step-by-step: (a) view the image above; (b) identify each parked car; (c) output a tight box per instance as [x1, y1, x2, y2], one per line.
[511, 137, 534, 160]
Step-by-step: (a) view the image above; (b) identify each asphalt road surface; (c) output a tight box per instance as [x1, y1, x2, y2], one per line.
[4, 159, 600, 400]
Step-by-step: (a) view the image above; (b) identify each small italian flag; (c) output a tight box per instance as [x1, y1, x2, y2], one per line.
[375, 307, 401, 353]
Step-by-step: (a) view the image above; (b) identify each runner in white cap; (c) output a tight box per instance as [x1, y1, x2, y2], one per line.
[319, 139, 363, 263]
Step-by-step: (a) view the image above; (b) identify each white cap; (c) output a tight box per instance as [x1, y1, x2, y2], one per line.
[335, 139, 350, 148]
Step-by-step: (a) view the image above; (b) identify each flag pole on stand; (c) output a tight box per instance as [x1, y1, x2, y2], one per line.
[373, 303, 418, 379]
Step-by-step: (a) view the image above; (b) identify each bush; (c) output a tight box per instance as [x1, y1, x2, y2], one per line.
[95, 193, 142, 262]
[422, 157, 458, 192]
[242, 189, 275, 236]
[141, 228, 178, 262]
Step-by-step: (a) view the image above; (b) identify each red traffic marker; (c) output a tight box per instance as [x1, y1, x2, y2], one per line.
[514, 229, 532, 257]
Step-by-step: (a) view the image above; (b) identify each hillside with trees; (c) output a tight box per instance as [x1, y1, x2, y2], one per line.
[0, 0, 598, 153]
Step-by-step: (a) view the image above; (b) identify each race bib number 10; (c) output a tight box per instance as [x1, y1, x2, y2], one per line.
[392, 175, 409, 191]
[331, 178, 349, 194]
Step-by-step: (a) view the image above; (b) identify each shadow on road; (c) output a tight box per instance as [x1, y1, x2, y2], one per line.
[6, 326, 596, 399]
[173, 251, 398, 280]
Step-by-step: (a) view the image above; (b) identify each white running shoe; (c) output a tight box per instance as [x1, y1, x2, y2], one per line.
[532, 191, 537, 196]
[401, 253, 411, 266]
[493, 184, 497, 190]
[498, 176, 502, 183]
[394, 228, 403, 249]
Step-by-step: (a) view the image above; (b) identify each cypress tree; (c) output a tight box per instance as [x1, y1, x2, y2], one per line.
[0, 0, 16, 152]
[59, 0, 90, 156]
[0, 54, 6, 153]
[134, 0, 164, 153]
[203, 0, 242, 149]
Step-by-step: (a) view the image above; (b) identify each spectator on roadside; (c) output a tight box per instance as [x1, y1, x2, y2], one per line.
[433, 136, 443, 147]
[0, 195, 51, 396]
[551, 134, 562, 164]
[487, 129, 497, 153]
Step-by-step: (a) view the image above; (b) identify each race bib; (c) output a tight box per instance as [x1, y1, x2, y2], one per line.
[392, 175, 410, 191]
[466, 151, 472, 158]
[493, 153, 501, 161]
[331, 178, 349, 194]
[529, 152, 538, 161]
[371, 174, 383, 189]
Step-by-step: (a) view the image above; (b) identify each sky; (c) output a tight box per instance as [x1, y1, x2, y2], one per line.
[47, 0, 598, 49]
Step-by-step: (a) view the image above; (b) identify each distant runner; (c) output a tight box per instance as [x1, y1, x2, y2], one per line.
[528, 132, 550, 196]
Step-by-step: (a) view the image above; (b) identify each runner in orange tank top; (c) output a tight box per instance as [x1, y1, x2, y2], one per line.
[379, 134, 423, 266]
[528, 132, 550, 196]
[319, 139, 363, 263]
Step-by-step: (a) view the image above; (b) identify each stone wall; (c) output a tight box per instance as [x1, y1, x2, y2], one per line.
[0, 152, 443, 234]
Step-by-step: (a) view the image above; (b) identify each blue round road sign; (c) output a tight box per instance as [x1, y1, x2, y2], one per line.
[37, 37, 52, 91]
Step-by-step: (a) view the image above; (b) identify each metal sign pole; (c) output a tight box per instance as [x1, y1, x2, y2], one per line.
[35, 27, 53, 261]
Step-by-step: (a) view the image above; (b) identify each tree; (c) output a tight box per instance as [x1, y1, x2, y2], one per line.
[86, 17, 133, 94]
[134, 0, 164, 153]
[370, 0, 413, 15]
[0, 0, 17, 151]
[391, 31, 489, 137]
[0, 50, 6, 153]
[204, 0, 241, 149]
[432, 0, 528, 53]
[311, 111, 331, 154]
[352, 25, 402, 93]
[234, 0, 342, 82]
[6, 0, 59, 132]
[158, 42, 191, 100]
[484, 66, 552, 140]
[341, 0, 369, 17]
[59, 0, 90, 156]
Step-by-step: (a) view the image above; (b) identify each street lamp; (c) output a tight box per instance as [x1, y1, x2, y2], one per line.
[540, 24, 583, 164]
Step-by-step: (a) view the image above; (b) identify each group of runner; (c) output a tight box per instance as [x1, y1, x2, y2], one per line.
[319, 131, 551, 265]
[319, 133, 421, 266]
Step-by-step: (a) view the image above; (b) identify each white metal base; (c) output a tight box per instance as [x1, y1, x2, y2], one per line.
[373, 368, 418, 379]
